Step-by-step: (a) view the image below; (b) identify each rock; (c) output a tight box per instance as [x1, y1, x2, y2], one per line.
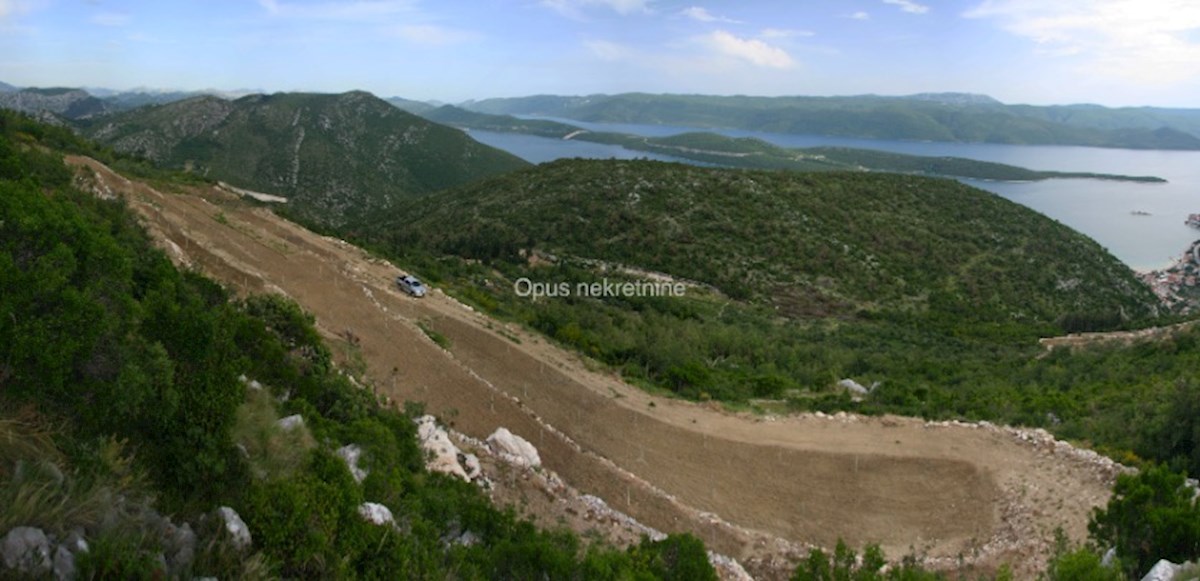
[358, 502, 395, 527]
[707, 551, 754, 581]
[837, 378, 871, 395]
[455, 530, 481, 547]
[52, 545, 76, 580]
[64, 530, 87, 555]
[1101, 546, 1117, 568]
[275, 414, 304, 431]
[461, 453, 482, 480]
[1142, 559, 1180, 581]
[337, 444, 369, 483]
[415, 416, 469, 481]
[164, 523, 196, 574]
[216, 506, 253, 550]
[487, 427, 541, 468]
[2, 527, 52, 575]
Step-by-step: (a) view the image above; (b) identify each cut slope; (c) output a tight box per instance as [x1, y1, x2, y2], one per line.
[83, 91, 530, 227]
[67, 155, 1124, 578]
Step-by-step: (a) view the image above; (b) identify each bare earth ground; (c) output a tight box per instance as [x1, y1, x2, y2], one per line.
[70, 157, 1124, 579]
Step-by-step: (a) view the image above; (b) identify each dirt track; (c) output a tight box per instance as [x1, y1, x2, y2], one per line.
[70, 157, 1119, 576]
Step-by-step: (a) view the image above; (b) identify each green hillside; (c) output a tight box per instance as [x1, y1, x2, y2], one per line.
[465, 93, 1200, 150]
[82, 91, 530, 227]
[0, 110, 716, 579]
[378, 159, 1156, 324]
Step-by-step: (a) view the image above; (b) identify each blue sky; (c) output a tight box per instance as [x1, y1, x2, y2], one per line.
[2, 0, 1199, 107]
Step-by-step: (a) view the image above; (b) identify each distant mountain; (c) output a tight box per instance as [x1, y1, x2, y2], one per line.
[904, 92, 1002, 106]
[84, 91, 531, 227]
[419, 106, 1164, 182]
[386, 96, 438, 115]
[0, 87, 111, 120]
[0, 80, 17, 92]
[421, 105, 580, 138]
[464, 93, 1200, 150]
[101, 90, 217, 111]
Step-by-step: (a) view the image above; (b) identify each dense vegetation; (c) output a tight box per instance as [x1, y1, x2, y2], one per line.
[465, 93, 1200, 150]
[418, 106, 1165, 182]
[0, 111, 716, 578]
[78, 91, 530, 228]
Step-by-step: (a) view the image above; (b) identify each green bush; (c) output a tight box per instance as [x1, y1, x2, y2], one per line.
[1089, 464, 1200, 578]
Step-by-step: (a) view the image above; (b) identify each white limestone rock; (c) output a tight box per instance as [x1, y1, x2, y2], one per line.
[415, 415, 469, 481]
[358, 502, 396, 527]
[487, 427, 541, 468]
[216, 507, 252, 551]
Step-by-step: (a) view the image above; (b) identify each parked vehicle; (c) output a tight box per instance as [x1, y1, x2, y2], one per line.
[397, 274, 427, 297]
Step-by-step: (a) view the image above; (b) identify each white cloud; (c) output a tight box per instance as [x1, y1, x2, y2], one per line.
[91, 12, 130, 27]
[705, 30, 794, 69]
[760, 28, 814, 39]
[541, 0, 650, 19]
[882, 0, 929, 14]
[257, 0, 414, 20]
[0, 0, 41, 20]
[584, 39, 635, 61]
[393, 24, 478, 45]
[850, 11, 870, 20]
[964, 0, 1200, 85]
[681, 6, 740, 23]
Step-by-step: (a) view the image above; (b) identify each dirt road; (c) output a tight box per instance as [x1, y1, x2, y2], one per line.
[70, 157, 1120, 576]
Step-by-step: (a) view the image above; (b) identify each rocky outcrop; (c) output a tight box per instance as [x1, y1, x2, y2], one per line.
[486, 428, 541, 468]
[416, 415, 471, 481]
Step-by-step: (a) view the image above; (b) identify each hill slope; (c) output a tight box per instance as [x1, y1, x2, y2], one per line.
[465, 93, 1200, 150]
[83, 91, 530, 227]
[0, 87, 111, 121]
[377, 159, 1157, 324]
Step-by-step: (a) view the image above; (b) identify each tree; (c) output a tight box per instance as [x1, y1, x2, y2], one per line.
[1089, 464, 1200, 578]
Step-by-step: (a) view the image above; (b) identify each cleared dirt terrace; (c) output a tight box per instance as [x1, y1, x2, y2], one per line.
[69, 156, 1119, 577]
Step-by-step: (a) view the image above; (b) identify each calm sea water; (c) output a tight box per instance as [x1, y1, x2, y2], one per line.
[468, 119, 1200, 271]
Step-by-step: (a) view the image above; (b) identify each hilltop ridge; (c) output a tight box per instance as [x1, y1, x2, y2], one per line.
[81, 91, 530, 227]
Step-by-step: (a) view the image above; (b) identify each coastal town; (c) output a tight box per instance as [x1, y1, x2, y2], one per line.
[1140, 216, 1200, 312]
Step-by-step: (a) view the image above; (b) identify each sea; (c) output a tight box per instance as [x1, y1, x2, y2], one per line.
[465, 117, 1200, 272]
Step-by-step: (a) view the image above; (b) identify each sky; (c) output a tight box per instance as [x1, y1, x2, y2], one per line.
[2, 0, 1200, 107]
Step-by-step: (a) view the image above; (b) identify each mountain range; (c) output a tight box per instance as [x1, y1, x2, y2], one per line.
[462, 92, 1200, 150]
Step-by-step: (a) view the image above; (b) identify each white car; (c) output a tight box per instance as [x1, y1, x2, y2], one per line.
[396, 274, 427, 297]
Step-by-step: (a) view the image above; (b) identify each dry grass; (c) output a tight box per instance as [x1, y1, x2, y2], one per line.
[231, 384, 316, 481]
[0, 407, 145, 536]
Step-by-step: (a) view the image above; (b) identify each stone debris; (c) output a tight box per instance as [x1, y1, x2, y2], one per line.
[708, 551, 755, 581]
[487, 427, 542, 468]
[337, 444, 369, 483]
[416, 415, 470, 481]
